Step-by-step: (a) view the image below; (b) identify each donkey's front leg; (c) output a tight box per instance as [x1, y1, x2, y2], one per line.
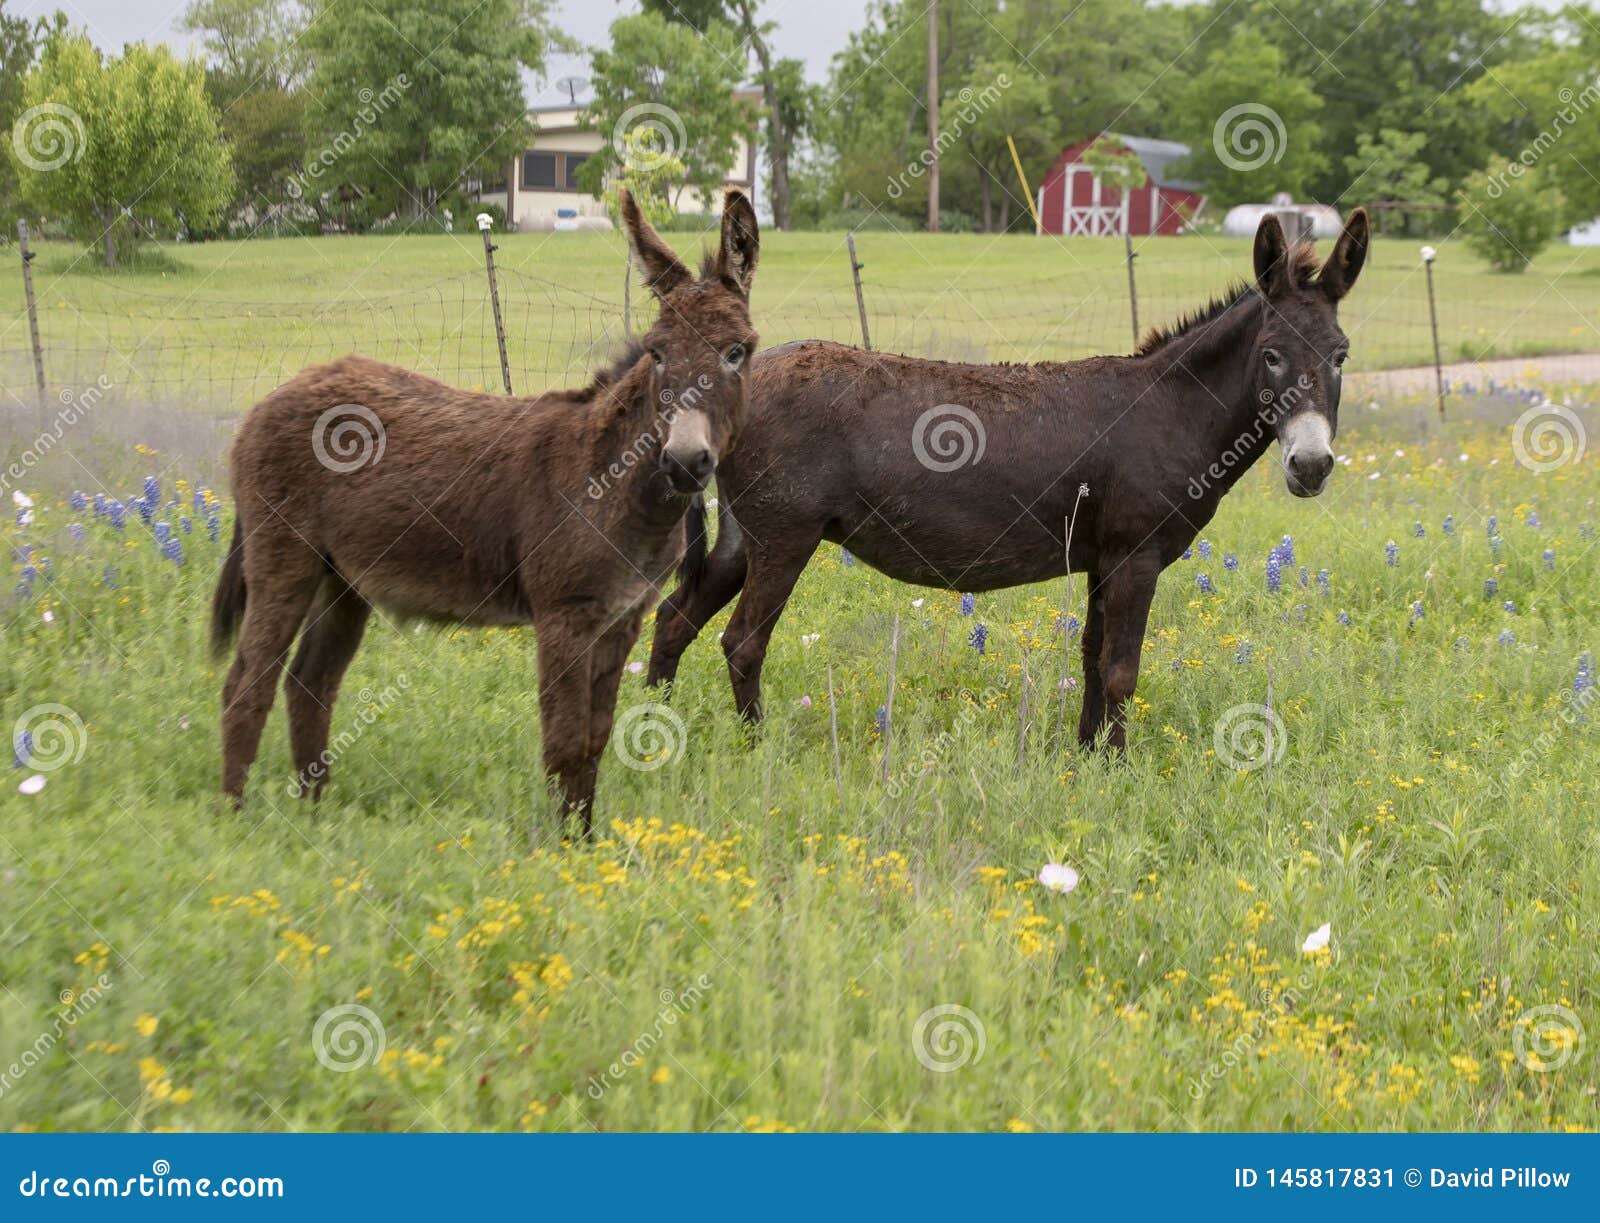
[1076, 572, 1107, 746]
[534, 615, 595, 827]
[1095, 555, 1161, 752]
[580, 616, 645, 835]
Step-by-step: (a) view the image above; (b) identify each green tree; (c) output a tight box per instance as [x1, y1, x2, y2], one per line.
[0, 2, 64, 213]
[958, 61, 1057, 232]
[179, 0, 308, 93]
[299, 0, 555, 222]
[1457, 162, 1567, 273]
[1342, 129, 1448, 235]
[582, 13, 748, 212]
[7, 31, 234, 266]
[1169, 25, 1324, 208]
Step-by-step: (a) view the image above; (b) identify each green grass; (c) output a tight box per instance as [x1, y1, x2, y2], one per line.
[3, 228, 1599, 410]
[2, 386, 1597, 1131]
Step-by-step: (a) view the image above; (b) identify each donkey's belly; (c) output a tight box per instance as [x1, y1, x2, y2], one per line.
[821, 513, 1065, 591]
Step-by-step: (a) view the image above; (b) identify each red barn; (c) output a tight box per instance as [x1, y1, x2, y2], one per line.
[1038, 134, 1206, 237]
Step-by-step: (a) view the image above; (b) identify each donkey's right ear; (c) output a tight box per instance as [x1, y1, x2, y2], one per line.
[620, 189, 691, 299]
[1253, 213, 1291, 297]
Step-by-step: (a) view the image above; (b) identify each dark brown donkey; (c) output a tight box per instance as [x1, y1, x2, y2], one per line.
[211, 189, 761, 826]
[649, 210, 1367, 751]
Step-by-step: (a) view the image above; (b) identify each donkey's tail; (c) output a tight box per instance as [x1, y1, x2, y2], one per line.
[210, 515, 247, 660]
[680, 493, 708, 586]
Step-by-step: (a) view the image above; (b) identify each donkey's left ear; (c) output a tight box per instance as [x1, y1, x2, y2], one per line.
[1320, 207, 1369, 302]
[712, 188, 760, 297]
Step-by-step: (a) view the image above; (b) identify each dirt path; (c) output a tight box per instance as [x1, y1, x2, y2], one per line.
[1351, 352, 1600, 396]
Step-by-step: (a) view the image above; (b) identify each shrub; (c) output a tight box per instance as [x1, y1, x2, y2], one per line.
[1456, 163, 1566, 273]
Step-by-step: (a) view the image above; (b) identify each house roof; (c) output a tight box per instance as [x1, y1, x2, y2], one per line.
[1112, 134, 1203, 193]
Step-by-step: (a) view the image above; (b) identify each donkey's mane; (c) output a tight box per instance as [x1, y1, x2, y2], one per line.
[579, 339, 649, 400]
[1135, 243, 1320, 357]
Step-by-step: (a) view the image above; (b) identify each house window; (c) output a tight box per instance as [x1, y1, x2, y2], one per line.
[564, 154, 588, 190]
[522, 152, 557, 189]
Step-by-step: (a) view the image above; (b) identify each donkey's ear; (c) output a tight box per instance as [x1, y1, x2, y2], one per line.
[1253, 213, 1291, 297]
[1320, 207, 1369, 302]
[620, 188, 691, 299]
[712, 188, 760, 297]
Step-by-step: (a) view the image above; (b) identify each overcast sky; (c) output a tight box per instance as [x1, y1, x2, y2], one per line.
[22, 0, 871, 98]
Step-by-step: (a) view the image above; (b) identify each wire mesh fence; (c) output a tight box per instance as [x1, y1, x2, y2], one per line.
[4, 231, 1599, 418]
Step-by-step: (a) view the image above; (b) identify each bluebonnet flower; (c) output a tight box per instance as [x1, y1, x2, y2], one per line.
[101, 565, 118, 589]
[1484, 578, 1498, 597]
[193, 490, 207, 515]
[13, 731, 32, 769]
[874, 705, 888, 733]
[143, 476, 160, 505]
[1582, 523, 1596, 541]
[1528, 511, 1542, 528]
[1489, 535, 1503, 555]
[1298, 565, 1309, 589]
[153, 522, 172, 545]
[1413, 522, 1425, 538]
[840, 548, 854, 567]
[968, 624, 988, 654]
[1054, 613, 1080, 638]
[1385, 540, 1399, 567]
[15, 565, 37, 599]
[69, 491, 87, 512]
[93, 493, 107, 517]
[1504, 601, 1517, 615]
[1316, 568, 1330, 593]
[1454, 636, 1471, 653]
[1410, 600, 1424, 622]
[1487, 515, 1498, 535]
[1543, 548, 1555, 571]
[108, 501, 126, 531]
[68, 523, 85, 542]
[960, 593, 975, 616]
[1575, 653, 1594, 696]
[1181, 547, 1192, 560]
[205, 504, 221, 543]
[1235, 640, 1253, 664]
[1223, 553, 1239, 571]
[1197, 539, 1212, 559]
[1196, 573, 1214, 594]
[161, 537, 183, 566]
[1499, 629, 1515, 647]
[181, 517, 192, 535]
[1278, 535, 1295, 565]
[1442, 515, 1454, 535]
[1336, 611, 1351, 627]
[1265, 549, 1282, 594]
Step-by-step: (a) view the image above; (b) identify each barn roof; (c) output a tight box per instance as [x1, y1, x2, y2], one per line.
[1113, 134, 1203, 193]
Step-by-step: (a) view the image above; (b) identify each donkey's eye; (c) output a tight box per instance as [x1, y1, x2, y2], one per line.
[724, 343, 746, 367]
[1263, 348, 1283, 370]
[1332, 351, 1348, 368]
[648, 348, 665, 373]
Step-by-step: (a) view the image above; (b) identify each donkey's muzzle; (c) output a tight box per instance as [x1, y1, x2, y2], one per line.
[662, 447, 715, 494]
[1285, 449, 1334, 497]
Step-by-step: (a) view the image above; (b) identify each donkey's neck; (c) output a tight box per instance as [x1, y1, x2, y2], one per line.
[584, 359, 688, 530]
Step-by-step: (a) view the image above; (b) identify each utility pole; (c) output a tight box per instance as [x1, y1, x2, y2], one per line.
[927, 0, 939, 233]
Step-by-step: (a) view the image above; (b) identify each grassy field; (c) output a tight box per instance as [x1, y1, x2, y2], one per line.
[1, 227, 1598, 409]
[2, 367, 1598, 1130]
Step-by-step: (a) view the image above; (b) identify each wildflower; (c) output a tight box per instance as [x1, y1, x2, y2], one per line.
[101, 566, 119, 589]
[626, 661, 644, 674]
[153, 522, 172, 545]
[161, 537, 183, 566]
[1316, 568, 1330, 593]
[1195, 573, 1214, 594]
[1223, 553, 1239, 571]
[1385, 540, 1399, 567]
[1528, 511, 1542, 528]
[651, 1065, 672, 1085]
[107, 502, 126, 531]
[840, 548, 854, 567]
[69, 491, 87, 512]
[1499, 630, 1515, 647]
[1055, 613, 1080, 638]
[1413, 522, 1425, 538]
[1487, 516, 1497, 535]
[1301, 922, 1331, 954]
[1484, 578, 1497, 597]
[1542, 548, 1555, 571]
[1442, 515, 1454, 535]
[1298, 565, 1309, 589]
[68, 523, 85, 542]
[1336, 611, 1351, 626]
[1410, 600, 1424, 623]
[134, 1013, 159, 1038]
[873, 706, 888, 734]
[142, 476, 160, 506]
[1235, 640, 1253, 664]
[799, 695, 812, 708]
[1575, 654, 1594, 696]
[1038, 863, 1080, 894]
[1265, 549, 1282, 594]
[960, 593, 975, 616]
[1279, 534, 1295, 565]
[968, 623, 988, 654]
[1504, 601, 1517, 615]
[911, 597, 924, 608]
[13, 731, 33, 769]
[1180, 547, 1192, 560]
[1489, 535, 1503, 555]
[15, 565, 37, 600]
[1197, 539, 1212, 559]
[181, 517, 192, 535]
[18, 774, 45, 795]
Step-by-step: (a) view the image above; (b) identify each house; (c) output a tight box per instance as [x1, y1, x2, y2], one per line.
[1037, 134, 1205, 237]
[478, 96, 760, 231]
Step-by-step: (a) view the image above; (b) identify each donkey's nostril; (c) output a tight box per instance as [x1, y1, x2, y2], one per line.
[689, 449, 715, 479]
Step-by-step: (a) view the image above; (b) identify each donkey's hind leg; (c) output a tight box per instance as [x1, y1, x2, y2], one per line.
[720, 530, 822, 723]
[285, 573, 373, 799]
[221, 538, 325, 802]
[647, 542, 747, 689]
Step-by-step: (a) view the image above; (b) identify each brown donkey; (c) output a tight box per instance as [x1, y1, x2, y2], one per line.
[212, 189, 760, 827]
[648, 210, 1367, 752]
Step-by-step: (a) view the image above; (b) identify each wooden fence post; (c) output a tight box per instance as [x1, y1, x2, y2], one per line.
[846, 232, 872, 351]
[17, 220, 47, 415]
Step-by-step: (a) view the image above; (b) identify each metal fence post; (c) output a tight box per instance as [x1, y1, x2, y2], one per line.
[17, 220, 47, 414]
[1124, 230, 1140, 348]
[476, 213, 513, 395]
[1421, 245, 1445, 419]
[846, 232, 872, 351]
